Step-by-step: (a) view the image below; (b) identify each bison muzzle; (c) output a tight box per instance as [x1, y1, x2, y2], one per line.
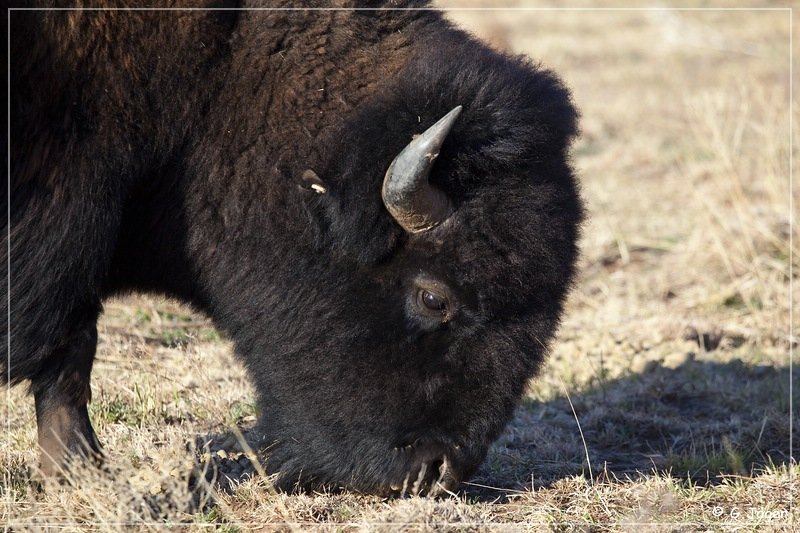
[4, 1, 583, 496]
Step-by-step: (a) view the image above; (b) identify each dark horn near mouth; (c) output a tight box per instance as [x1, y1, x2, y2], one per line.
[382, 106, 462, 233]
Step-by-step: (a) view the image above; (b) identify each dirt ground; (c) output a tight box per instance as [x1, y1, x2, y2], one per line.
[3, 1, 798, 531]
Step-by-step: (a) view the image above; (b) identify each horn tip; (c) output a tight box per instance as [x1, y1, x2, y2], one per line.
[446, 105, 463, 120]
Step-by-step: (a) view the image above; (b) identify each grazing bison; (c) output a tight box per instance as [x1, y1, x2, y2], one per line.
[4, 1, 583, 495]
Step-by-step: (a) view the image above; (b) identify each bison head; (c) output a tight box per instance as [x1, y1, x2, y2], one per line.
[204, 43, 583, 495]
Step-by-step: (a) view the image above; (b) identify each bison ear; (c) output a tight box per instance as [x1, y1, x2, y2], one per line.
[300, 169, 327, 194]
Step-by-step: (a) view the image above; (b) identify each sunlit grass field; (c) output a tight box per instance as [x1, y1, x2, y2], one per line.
[3, 2, 797, 530]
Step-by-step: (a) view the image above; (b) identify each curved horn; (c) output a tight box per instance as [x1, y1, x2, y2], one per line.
[382, 105, 462, 233]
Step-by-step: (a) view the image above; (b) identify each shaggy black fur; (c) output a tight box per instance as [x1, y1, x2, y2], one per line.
[4, 0, 583, 494]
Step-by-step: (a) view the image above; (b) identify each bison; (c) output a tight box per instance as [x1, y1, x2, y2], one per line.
[4, 1, 583, 496]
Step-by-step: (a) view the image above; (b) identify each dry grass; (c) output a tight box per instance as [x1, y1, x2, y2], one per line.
[3, 2, 797, 531]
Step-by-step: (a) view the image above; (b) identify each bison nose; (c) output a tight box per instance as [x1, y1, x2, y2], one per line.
[393, 438, 465, 496]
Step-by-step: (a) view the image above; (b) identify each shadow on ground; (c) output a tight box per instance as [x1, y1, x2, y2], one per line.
[465, 358, 796, 500]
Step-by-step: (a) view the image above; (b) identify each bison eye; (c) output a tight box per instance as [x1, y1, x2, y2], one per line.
[419, 289, 448, 315]
[410, 277, 456, 325]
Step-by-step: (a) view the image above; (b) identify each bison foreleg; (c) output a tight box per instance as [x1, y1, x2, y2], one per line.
[31, 322, 102, 478]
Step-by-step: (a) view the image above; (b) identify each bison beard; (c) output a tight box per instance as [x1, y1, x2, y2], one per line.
[4, 1, 583, 496]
